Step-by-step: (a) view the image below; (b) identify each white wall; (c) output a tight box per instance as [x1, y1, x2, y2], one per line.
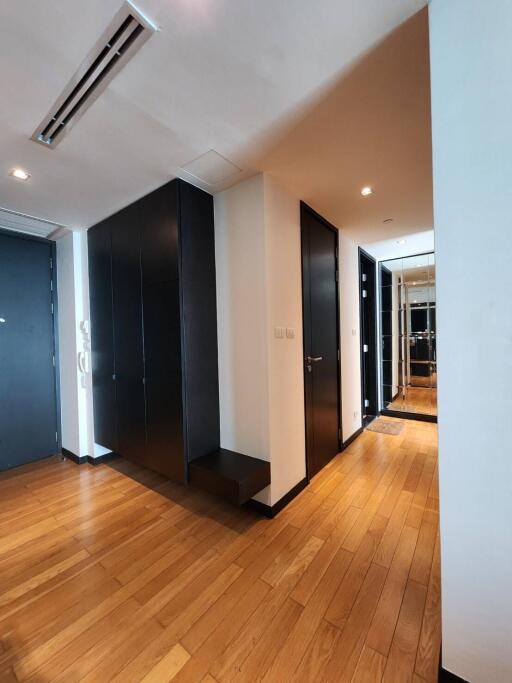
[339, 232, 362, 441]
[56, 233, 81, 456]
[430, 2, 512, 681]
[214, 174, 271, 488]
[264, 174, 307, 504]
[56, 231, 93, 458]
[215, 173, 306, 505]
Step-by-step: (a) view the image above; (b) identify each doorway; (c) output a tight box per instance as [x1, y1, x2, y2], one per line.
[359, 248, 377, 425]
[379, 252, 437, 421]
[0, 230, 59, 470]
[301, 203, 341, 479]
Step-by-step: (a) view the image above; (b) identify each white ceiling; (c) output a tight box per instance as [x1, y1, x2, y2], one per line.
[364, 229, 434, 262]
[0, 0, 429, 239]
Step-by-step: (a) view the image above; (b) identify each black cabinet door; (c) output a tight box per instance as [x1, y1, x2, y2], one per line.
[88, 222, 117, 450]
[111, 207, 146, 466]
[179, 181, 220, 463]
[140, 183, 185, 482]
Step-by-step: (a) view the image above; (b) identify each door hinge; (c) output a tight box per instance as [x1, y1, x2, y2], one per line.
[337, 348, 340, 361]
[364, 398, 370, 408]
[362, 289, 367, 298]
[50, 280, 53, 291]
[363, 344, 369, 353]
[51, 302, 54, 315]
[49, 257, 53, 269]
[335, 270, 339, 283]
[55, 431, 58, 443]
[52, 354, 55, 367]
[112, 374, 116, 381]
[362, 273, 367, 282]
[338, 428, 342, 441]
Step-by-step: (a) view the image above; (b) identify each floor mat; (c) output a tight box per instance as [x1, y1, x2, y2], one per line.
[366, 418, 404, 435]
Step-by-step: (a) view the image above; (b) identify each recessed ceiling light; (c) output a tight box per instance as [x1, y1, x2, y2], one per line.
[360, 186, 373, 197]
[396, 239, 407, 245]
[383, 218, 393, 224]
[9, 168, 31, 181]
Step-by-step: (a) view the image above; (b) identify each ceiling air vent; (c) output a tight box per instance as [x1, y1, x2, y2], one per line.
[31, 1, 156, 149]
[0, 207, 64, 238]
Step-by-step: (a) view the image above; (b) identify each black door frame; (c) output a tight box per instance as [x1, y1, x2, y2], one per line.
[358, 247, 378, 426]
[300, 202, 342, 481]
[378, 250, 438, 424]
[0, 226, 61, 456]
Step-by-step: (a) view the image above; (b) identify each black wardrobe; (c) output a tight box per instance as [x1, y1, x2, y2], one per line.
[88, 179, 220, 483]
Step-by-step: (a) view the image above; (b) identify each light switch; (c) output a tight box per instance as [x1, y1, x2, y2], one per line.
[286, 327, 295, 339]
[274, 327, 285, 339]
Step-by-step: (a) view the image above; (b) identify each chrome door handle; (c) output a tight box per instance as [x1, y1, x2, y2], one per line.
[306, 356, 323, 363]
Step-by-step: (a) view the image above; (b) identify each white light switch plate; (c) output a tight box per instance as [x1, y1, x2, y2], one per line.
[286, 327, 295, 339]
[274, 327, 285, 339]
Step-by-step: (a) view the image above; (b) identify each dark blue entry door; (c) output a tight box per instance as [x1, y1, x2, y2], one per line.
[0, 231, 58, 470]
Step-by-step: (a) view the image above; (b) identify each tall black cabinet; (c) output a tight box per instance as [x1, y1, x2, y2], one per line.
[88, 179, 220, 482]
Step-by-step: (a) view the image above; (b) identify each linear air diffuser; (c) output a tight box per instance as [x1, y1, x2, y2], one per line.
[31, 1, 156, 149]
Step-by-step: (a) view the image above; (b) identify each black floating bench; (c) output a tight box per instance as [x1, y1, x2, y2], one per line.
[188, 449, 271, 505]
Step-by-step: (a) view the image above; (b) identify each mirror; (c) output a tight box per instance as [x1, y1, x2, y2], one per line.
[379, 252, 436, 417]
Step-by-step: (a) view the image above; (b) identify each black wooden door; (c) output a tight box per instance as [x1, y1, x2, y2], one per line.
[301, 205, 341, 478]
[111, 206, 146, 466]
[0, 232, 58, 470]
[140, 184, 185, 482]
[359, 249, 377, 423]
[88, 221, 117, 450]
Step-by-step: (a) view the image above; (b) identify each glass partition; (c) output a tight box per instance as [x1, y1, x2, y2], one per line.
[379, 252, 436, 417]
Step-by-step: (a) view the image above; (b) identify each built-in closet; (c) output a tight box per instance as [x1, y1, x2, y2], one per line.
[88, 179, 219, 482]
[88, 178, 270, 502]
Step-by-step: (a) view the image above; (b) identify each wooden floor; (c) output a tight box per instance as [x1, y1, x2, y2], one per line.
[0, 418, 440, 682]
[388, 387, 437, 416]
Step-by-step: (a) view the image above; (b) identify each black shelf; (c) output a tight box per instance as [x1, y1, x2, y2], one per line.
[189, 449, 270, 505]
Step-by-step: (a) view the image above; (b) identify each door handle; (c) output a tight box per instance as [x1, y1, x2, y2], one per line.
[305, 356, 323, 372]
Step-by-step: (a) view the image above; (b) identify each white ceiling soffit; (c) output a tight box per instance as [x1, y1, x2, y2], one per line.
[0, 0, 428, 233]
[0, 207, 64, 239]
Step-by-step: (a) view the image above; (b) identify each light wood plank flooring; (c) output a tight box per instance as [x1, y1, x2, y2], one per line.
[388, 387, 437, 417]
[0, 418, 440, 682]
